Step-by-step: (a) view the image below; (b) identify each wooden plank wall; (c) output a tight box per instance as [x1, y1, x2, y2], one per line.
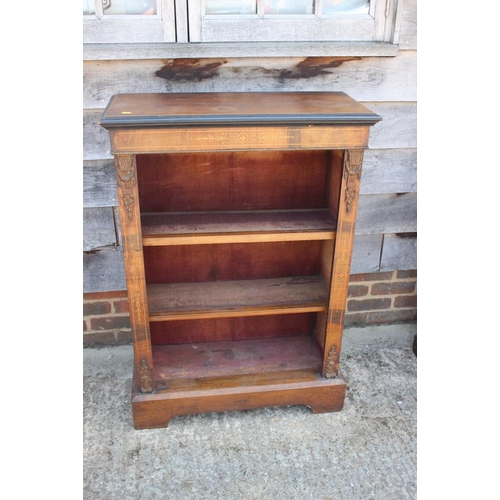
[83, 0, 417, 293]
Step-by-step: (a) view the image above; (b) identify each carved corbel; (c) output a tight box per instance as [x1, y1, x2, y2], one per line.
[325, 345, 339, 378]
[139, 358, 153, 393]
[344, 150, 364, 213]
[115, 155, 137, 222]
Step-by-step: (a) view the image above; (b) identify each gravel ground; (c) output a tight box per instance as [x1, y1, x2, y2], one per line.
[83, 324, 417, 500]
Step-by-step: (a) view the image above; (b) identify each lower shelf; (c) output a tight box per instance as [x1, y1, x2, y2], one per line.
[152, 335, 323, 381]
[132, 336, 346, 429]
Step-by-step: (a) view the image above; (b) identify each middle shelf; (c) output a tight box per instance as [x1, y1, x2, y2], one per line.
[141, 209, 337, 246]
[147, 275, 329, 321]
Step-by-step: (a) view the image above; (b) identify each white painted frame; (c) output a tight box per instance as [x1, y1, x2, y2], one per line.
[83, 0, 176, 43]
[187, 0, 400, 43]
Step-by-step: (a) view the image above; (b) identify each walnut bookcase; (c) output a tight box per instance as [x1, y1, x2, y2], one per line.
[100, 92, 381, 429]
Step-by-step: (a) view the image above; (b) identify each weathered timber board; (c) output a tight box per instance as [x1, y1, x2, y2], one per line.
[83, 18, 165, 44]
[83, 247, 126, 293]
[84, 111, 111, 161]
[83, 160, 118, 208]
[380, 233, 417, 271]
[83, 52, 416, 109]
[84, 42, 400, 61]
[83, 207, 117, 251]
[356, 193, 417, 235]
[366, 102, 417, 149]
[399, 0, 417, 50]
[360, 148, 417, 194]
[351, 234, 384, 274]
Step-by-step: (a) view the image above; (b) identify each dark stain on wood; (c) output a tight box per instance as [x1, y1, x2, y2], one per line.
[277, 57, 360, 81]
[155, 57, 360, 83]
[156, 59, 228, 82]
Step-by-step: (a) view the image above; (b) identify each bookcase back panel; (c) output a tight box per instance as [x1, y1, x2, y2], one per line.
[150, 312, 317, 345]
[136, 151, 330, 212]
[143, 241, 322, 284]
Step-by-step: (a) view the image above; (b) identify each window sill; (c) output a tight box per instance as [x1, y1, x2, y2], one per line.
[83, 41, 399, 61]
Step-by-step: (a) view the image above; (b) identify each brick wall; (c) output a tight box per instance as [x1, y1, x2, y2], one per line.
[345, 270, 417, 326]
[83, 291, 132, 346]
[83, 270, 416, 346]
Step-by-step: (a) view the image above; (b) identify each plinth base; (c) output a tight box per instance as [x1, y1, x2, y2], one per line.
[132, 368, 346, 429]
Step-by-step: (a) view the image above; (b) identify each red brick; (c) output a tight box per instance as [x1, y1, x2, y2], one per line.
[366, 309, 417, 324]
[344, 309, 417, 327]
[349, 272, 394, 282]
[89, 315, 131, 331]
[83, 331, 116, 346]
[371, 281, 416, 296]
[113, 299, 130, 313]
[83, 291, 128, 301]
[83, 320, 88, 332]
[83, 301, 111, 316]
[347, 298, 392, 312]
[394, 295, 417, 308]
[83, 330, 132, 347]
[397, 270, 417, 279]
[348, 284, 369, 298]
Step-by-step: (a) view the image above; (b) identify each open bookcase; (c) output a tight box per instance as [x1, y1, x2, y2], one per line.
[100, 92, 381, 429]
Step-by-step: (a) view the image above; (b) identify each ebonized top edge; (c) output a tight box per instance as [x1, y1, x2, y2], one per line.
[100, 92, 381, 129]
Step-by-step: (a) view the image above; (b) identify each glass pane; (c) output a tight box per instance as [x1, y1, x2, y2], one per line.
[83, 0, 95, 14]
[206, 0, 257, 15]
[264, 0, 315, 15]
[102, 0, 157, 15]
[323, 0, 370, 15]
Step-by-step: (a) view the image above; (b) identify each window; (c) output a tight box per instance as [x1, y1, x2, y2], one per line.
[83, 0, 401, 45]
[83, 0, 175, 42]
[188, 0, 396, 43]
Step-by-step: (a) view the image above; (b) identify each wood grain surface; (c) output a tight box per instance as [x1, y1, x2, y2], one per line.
[100, 92, 381, 128]
[147, 275, 328, 321]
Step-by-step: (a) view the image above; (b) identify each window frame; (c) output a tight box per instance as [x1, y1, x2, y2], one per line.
[83, 0, 402, 51]
[83, 0, 176, 43]
[187, 0, 400, 43]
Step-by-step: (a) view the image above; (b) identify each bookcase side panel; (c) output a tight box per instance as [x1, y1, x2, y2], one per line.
[114, 154, 154, 393]
[323, 149, 365, 378]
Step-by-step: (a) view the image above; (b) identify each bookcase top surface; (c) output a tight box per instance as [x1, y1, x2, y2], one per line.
[100, 92, 381, 128]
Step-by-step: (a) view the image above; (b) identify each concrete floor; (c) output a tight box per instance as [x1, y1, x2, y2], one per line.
[83, 324, 417, 500]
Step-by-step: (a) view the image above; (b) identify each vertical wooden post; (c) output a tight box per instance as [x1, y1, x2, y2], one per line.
[322, 149, 364, 378]
[114, 154, 154, 393]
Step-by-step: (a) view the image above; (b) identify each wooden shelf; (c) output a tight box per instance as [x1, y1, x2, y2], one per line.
[151, 335, 323, 383]
[147, 275, 328, 321]
[141, 209, 336, 246]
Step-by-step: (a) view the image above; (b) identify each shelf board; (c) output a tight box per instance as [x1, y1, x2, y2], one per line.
[141, 209, 336, 246]
[151, 335, 323, 383]
[147, 275, 328, 321]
